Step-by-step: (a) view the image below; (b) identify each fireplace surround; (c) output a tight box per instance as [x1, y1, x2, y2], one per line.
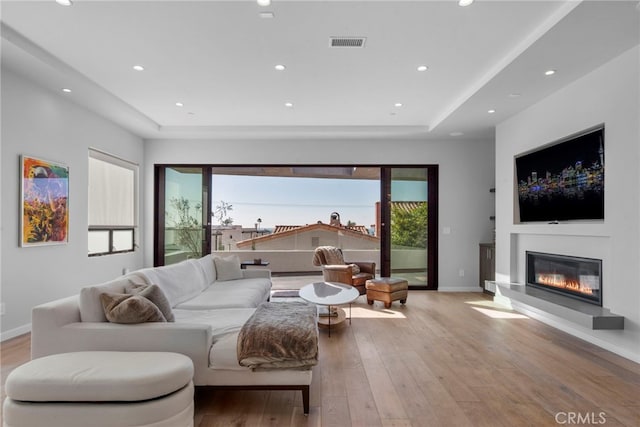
[526, 251, 602, 306]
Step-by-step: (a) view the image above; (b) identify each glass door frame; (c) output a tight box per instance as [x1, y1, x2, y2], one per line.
[380, 166, 438, 290]
[154, 165, 212, 266]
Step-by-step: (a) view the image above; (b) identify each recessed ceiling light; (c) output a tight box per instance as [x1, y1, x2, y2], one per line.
[132, 65, 145, 71]
[175, 102, 184, 107]
[545, 69, 556, 76]
[274, 64, 286, 71]
[417, 65, 428, 72]
[488, 109, 496, 114]
[285, 102, 293, 108]
[55, 0, 73, 6]
[259, 12, 275, 19]
[394, 103, 403, 108]
[508, 93, 522, 98]
[450, 132, 464, 137]
[458, 0, 474, 7]
[257, 0, 271, 6]
[62, 88, 72, 93]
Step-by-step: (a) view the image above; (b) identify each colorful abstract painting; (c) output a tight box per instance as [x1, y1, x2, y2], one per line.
[21, 156, 69, 246]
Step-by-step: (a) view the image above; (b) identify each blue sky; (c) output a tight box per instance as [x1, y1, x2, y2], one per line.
[165, 169, 427, 230]
[212, 175, 379, 228]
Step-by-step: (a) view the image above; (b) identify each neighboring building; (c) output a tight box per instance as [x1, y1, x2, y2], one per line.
[236, 203, 429, 251]
[236, 221, 379, 251]
[211, 225, 243, 251]
[212, 225, 270, 251]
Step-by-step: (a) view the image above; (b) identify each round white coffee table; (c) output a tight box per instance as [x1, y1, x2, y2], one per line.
[299, 282, 359, 336]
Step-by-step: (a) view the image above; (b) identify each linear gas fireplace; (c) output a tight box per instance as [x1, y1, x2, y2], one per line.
[526, 251, 602, 306]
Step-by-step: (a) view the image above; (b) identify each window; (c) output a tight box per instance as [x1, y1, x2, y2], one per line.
[88, 149, 137, 256]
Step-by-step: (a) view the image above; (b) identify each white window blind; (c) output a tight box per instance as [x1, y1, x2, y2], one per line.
[88, 151, 136, 226]
[88, 149, 137, 256]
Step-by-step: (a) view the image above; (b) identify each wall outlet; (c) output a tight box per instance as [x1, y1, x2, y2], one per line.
[458, 269, 465, 277]
[0, 302, 5, 316]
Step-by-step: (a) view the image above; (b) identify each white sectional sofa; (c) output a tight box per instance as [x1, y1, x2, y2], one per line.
[30, 254, 314, 414]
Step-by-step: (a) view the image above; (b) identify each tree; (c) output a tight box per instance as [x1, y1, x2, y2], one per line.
[214, 201, 234, 226]
[390, 203, 428, 248]
[169, 196, 202, 258]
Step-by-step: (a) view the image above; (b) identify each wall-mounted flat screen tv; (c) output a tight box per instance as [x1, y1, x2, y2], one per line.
[515, 125, 604, 223]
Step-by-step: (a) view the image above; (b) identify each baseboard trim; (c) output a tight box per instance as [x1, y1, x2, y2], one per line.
[1, 323, 31, 342]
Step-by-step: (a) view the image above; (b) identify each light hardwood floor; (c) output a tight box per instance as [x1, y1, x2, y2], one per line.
[2, 292, 639, 426]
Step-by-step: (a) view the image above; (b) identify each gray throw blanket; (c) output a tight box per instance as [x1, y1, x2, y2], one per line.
[237, 301, 318, 370]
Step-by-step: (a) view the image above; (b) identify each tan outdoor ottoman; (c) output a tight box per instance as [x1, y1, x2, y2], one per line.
[365, 277, 408, 308]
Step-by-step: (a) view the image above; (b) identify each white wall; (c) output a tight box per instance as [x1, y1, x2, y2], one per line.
[245, 229, 379, 251]
[211, 249, 381, 274]
[495, 46, 640, 362]
[144, 137, 495, 292]
[0, 69, 145, 339]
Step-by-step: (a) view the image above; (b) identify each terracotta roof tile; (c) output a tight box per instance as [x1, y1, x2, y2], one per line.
[237, 222, 377, 247]
[391, 201, 426, 213]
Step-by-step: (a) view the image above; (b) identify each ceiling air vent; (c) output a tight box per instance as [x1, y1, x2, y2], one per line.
[329, 37, 367, 48]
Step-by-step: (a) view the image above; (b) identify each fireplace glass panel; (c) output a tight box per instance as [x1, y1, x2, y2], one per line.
[526, 251, 602, 306]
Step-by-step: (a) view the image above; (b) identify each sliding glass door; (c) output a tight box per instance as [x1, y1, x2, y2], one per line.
[154, 164, 437, 290]
[154, 166, 211, 266]
[380, 167, 437, 289]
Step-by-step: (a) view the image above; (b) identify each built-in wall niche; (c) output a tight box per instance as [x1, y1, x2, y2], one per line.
[511, 232, 609, 285]
[526, 251, 602, 306]
[493, 232, 623, 330]
[514, 125, 604, 223]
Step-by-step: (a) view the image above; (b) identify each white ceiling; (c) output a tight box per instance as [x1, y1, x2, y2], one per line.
[1, 1, 638, 140]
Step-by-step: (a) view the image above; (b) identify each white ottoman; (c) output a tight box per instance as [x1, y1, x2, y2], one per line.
[3, 351, 194, 427]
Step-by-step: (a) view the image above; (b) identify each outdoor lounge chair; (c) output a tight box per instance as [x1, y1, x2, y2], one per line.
[312, 246, 376, 295]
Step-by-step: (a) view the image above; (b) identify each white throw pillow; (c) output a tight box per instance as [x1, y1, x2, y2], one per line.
[194, 254, 217, 285]
[214, 255, 243, 281]
[79, 277, 131, 322]
[137, 260, 207, 307]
